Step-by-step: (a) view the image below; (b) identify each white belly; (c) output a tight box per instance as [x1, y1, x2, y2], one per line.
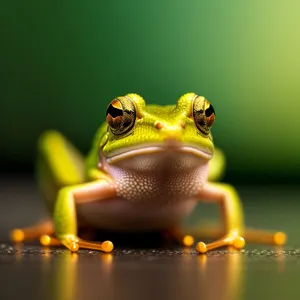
[106, 148, 209, 204]
[77, 197, 197, 231]
[85, 144, 210, 230]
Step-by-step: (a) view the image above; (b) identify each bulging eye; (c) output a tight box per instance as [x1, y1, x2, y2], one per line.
[106, 97, 136, 135]
[192, 96, 215, 135]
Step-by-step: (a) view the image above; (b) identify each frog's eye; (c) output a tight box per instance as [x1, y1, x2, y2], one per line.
[106, 97, 136, 135]
[192, 96, 215, 136]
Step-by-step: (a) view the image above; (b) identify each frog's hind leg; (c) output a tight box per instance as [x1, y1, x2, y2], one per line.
[192, 227, 286, 246]
[176, 226, 286, 249]
[244, 229, 286, 246]
[10, 219, 54, 243]
[36, 130, 86, 211]
[10, 130, 85, 245]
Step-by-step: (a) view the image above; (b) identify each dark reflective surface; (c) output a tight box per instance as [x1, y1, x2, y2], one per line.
[1, 176, 300, 300]
[1, 246, 300, 300]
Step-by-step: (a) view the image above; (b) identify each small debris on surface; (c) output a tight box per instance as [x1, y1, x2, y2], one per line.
[0, 243, 300, 260]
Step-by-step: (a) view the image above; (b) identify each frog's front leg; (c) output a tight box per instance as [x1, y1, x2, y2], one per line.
[196, 183, 246, 253]
[54, 180, 116, 253]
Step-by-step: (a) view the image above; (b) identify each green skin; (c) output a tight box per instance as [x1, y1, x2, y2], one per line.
[86, 93, 219, 180]
[17, 92, 284, 253]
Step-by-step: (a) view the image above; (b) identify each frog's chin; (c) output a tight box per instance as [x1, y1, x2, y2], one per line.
[103, 143, 211, 203]
[104, 143, 212, 165]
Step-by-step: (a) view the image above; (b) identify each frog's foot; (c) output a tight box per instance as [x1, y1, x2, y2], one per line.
[59, 235, 114, 253]
[196, 230, 245, 254]
[244, 229, 286, 246]
[185, 226, 286, 247]
[10, 219, 54, 243]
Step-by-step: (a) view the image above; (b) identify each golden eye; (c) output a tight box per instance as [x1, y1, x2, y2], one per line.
[192, 96, 215, 135]
[106, 97, 136, 135]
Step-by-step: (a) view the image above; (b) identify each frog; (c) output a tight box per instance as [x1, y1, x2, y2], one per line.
[10, 93, 287, 253]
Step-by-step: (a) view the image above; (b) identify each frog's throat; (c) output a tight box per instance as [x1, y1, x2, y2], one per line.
[105, 145, 212, 164]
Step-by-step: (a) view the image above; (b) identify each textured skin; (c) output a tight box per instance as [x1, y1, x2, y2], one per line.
[9, 93, 285, 253]
[38, 93, 226, 231]
[108, 150, 209, 203]
[85, 93, 224, 183]
[67, 92, 224, 230]
[9, 97, 286, 253]
[34, 93, 248, 253]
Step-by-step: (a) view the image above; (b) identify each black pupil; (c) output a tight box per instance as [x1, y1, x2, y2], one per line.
[106, 103, 123, 118]
[197, 119, 206, 127]
[205, 105, 214, 117]
[123, 118, 132, 128]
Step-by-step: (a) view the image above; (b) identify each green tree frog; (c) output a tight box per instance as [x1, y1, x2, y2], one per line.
[10, 93, 286, 253]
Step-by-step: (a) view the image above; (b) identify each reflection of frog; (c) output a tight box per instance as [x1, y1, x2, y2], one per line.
[10, 93, 286, 253]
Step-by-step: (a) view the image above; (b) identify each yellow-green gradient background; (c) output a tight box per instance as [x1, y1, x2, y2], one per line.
[1, 0, 300, 182]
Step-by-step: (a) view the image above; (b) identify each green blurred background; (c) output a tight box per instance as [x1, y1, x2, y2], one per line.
[1, 0, 300, 183]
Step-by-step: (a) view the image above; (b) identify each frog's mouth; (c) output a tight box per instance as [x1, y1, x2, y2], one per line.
[104, 140, 213, 164]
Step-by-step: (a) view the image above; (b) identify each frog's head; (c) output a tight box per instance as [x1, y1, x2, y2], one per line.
[100, 93, 216, 164]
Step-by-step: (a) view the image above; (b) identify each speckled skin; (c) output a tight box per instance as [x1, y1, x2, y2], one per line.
[11, 92, 287, 253]
[109, 149, 209, 203]
[79, 147, 210, 230]
[21, 91, 252, 254]
[76, 93, 219, 230]
[85, 93, 215, 173]
[9, 92, 288, 254]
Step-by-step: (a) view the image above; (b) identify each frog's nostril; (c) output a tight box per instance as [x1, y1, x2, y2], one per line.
[154, 121, 165, 130]
[179, 121, 185, 129]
